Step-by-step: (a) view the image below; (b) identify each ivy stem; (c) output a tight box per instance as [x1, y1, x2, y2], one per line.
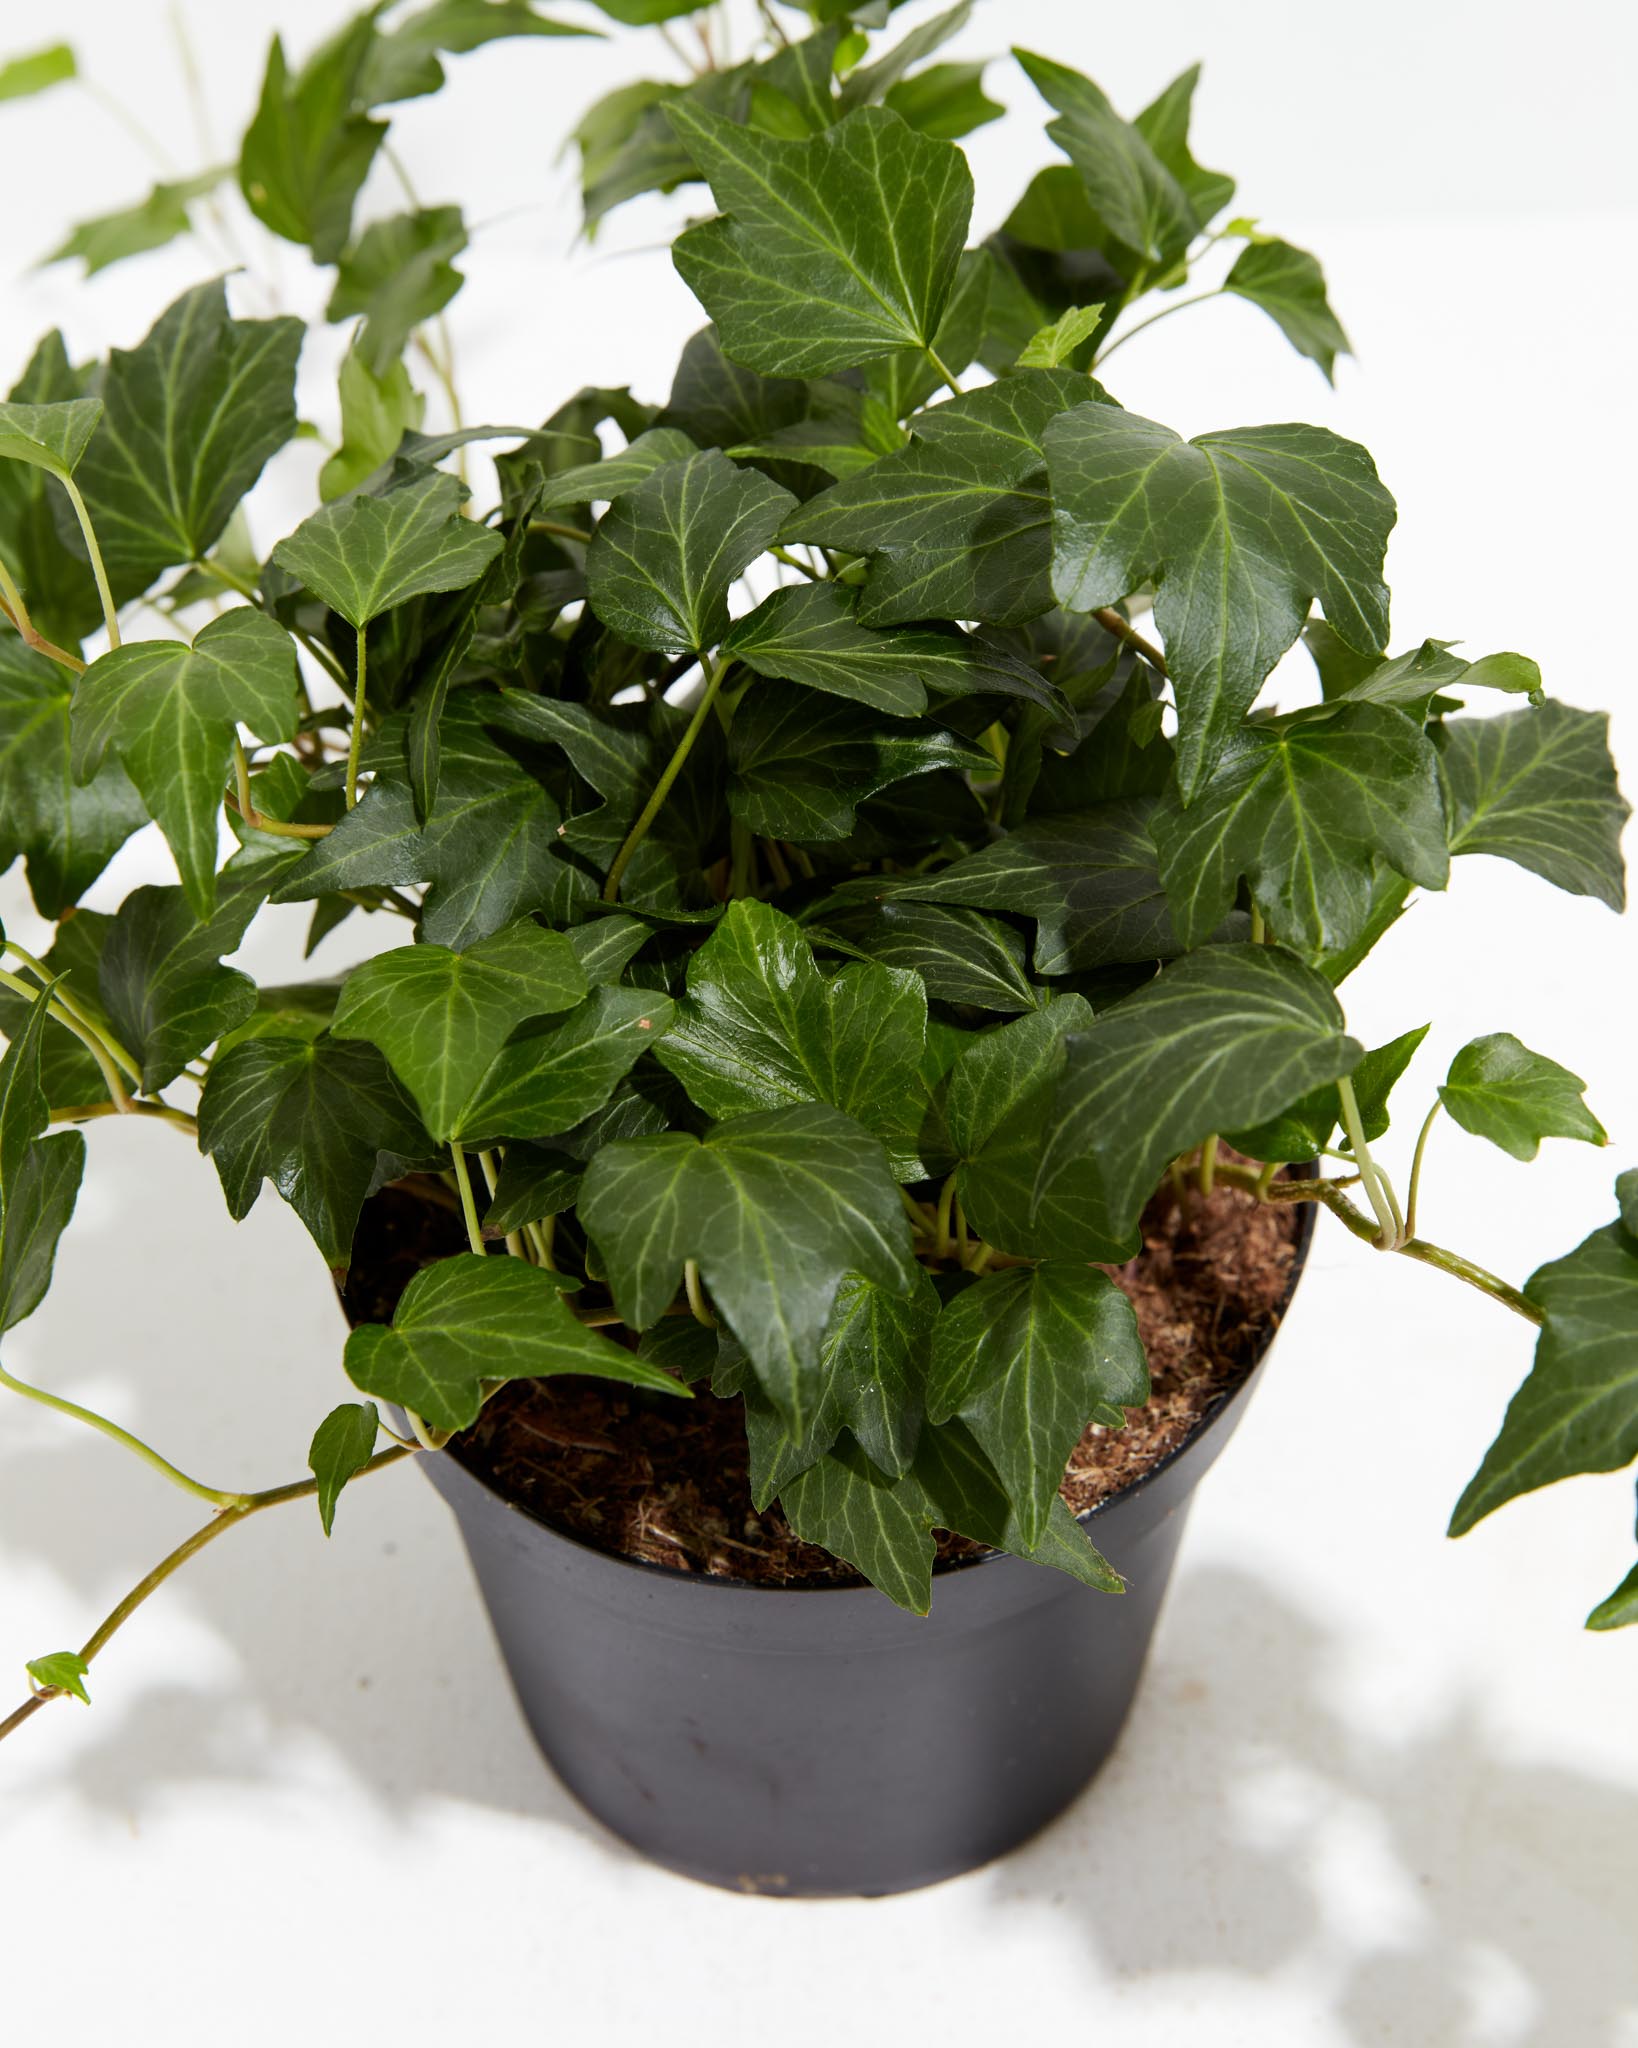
[1096, 286, 1225, 367]
[449, 1141, 486, 1257]
[51, 1098, 197, 1133]
[0, 966, 132, 1111]
[1197, 1134, 1220, 1197]
[603, 651, 728, 903]
[222, 788, 333, 840]
[1090, 606, 1168, 678]
[0, 1446, 416, 1744]
[925, 346, 963, 396]
[934, 1171, 959, 1261]
[0, 561, 86, 674]
[2, 944, 141, 1087]
[57, 475, 120, 649]
[1336, 1074, 1402, 1248]
[684, 1259, 716, 1328]
[1249, 904, 1266, 945]
[530, 518, 592, 545]
[1404, 1100, 1442, 1243]
[769, 544, 824, 582]
[899, 1186, 934, 1237]
[232, 737, 254, 821]
[344, 626, 369, 808]
[0, 1358, 248, 1509]
[477, 1149, 528, 1261]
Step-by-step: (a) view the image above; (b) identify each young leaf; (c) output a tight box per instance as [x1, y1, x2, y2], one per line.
[346, 1253, 687, 1432]
[1153, 704, 1449, 957]
[239, 22, 386, 263]
[1439, 701, 1628, 910]
[783, 368, 1101, 627]
[0, 44, 75, 101]
[585, 449, 793, 654]
[1046, 403, 1396, 797]
[271, 469, 503, 630]
[71, 281, 303, 605]
[72, 609, 303, 917]
[25, 1651, 90, 1703]
[1224, 238, 1351, 382]
[199, 1034, 438, 1266]
[667, 104, 973, 376]
[308, 1401, 380, 1536]
[320, 344, 426, 501]
[926, 1263, 1147, 1545]
[1037, 944, 1362, 1239]
[1451, 1216, 1638, 1537]
[327, 207, 469, 376]
[1018, 304, 1106, 369]
[43, 169, 232, 277]
[579, 1102, 914, 1434]
[362, 0, 595, 104]
[1438, 1033, 1607, 1161]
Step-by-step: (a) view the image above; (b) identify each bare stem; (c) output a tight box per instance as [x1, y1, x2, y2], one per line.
[1096, 286, 1224, 367]
[58, 475, 121, 649]
[603, 653, 728, 903]
[1405, 1100, 1442, 1242]
[0, 1358, 247, 1508]
[449, 1141, 486, 1256]
[1091, 606, 1168, 678]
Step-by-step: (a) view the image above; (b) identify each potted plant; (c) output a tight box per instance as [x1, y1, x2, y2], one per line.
[0, 0, 1630, 1897]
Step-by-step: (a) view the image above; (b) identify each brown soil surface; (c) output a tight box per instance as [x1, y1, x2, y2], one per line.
[345, 1172, 1302, 1588]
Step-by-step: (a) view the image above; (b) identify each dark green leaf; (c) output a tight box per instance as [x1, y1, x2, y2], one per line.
[0, 44, 75, 101]
[308, 1401, 380, 1535]
[780, 1435, 938, 1612]
[659, 323, 808, 455]
[239, 23, 386, 263]
[72, 608, 303, 916]
[818, 901, 1039, 1013]
[1047, 403, 1396, 797]
[450, 986, 675, 1144]
[1132, 63, 1233, 226]
[585, 449, 793, 654]
[344, 1252, 686, 1432]
[1438, 1032, 1606, 1161]
[327, 207, 468, 376]
[0, 975, 54, 1195]
[883, 61, 1003, 140]
[24, 1650, 89, 1703]
[579, 1102, 913, 1434]
[484, 1143, 583, 1234]
[1225, 237, 1350, 382]
[198, 1032, 438, 1266]
[363, 0, 594, 104]
[1227, 1022, 1429, 1163]
[535, 428, 696, 513]
[1439, 701, 1628, 910]
[1587, 1553, 1638, 1632]
[0, 332, 102, 647]
[668, 104, 973, 376]
[1309, 628, 1542, 722]
[99, 879, 269, 1089]
[837, 1, 970, 110]
[0, 913, 116, 1101]
[43, 169, 231, 277]
[1620, 1169, 1638, 1241]
[817, 1266, 938, 1478]
[0, 1128, 82, 1333]
[271, 469, 503, 630]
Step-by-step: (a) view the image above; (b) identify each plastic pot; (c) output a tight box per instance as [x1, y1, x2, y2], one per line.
[420, 1201, 1314, 1897]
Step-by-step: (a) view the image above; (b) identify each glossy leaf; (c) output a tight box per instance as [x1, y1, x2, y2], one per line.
[308, 1401, 380, 1535]
[0, 979, 54, 1195]
[535, 428, 696, 513]
[272, 469, 503, 630]
[43, 169, 231, 277]
[239, 23, 386, 264]
[1224, 238, 1350, 381]
[24, 1650, 89, 1702]
[1019, 303, 1106, 369]
[1438, 1033, 1606, 1162]
[1047, 402, 1396, 796]
[451, 987, 675, 1144]
[0, 397, 102, 479]
[1228, 1022, 1429, 1163]
[818, 901, 1039, 1014]
[327, 207, 468, 376]
[363, 0, 595, 104]
[0, 1128, 84, 1334]
[344, 1252, 686, 1433]
[98, 879, 271, 1090]
[779, 1436, 939, 1612]
[0, 332, 102, 647]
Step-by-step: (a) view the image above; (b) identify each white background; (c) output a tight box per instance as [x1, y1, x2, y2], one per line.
[1, 2, 1635, 2042]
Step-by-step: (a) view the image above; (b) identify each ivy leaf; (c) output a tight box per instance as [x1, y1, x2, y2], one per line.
[72, 609, 303, 916]
[1038, 944, 1362, 1240]
[1450, 1218, 1638, 1537]
[308, 1401, 380, 1536]
[0, 986, 83, 1335]
[0, 333, 103, 648]
[1046, 403, 1397, 797]
[0, 641, 146, 916]
[1153, 704, 1449, 957]
[1227, 1021, 1429, 1164]
[320, 343, 426, 502]
[579, 1102, 914, 1435]
[24, 1651, 89, 1704]
[0, 913, 116, 1101]
[1620, 1169, 1638, 1240]
[535, 427, 697, 514]
[198, 1033, 438, 1266]
[327, 207, 468, 377]
[883, 61, 1004, 141]
[1132, 62, 1233, 226]
[1438, 702, 1628, 910]
[783, 369, 1102, 627]
[667, 104, 973, 376]
[927, 1263, 1147, 1544]
[0, 396, 103, 480]
[588, 0, 708, 20]
[1224, 238, 1351, 383]
[98, 879, 271, 1089]
[344, 1253, 686, 1434]
[653, 901, 927, 1166]
[1438, 1033, 1607, 1161]
[271, 469, 503, 630]
[71, 281, 303, 605]
[0, 44, 75, 101]
[329, 920, 588, 1138]
[362, 0, 596, 105]
[43, 169, 232, 277]
[779, 1436, 939, 1612]
[728, 685, 992, 840]
[817, 1266, 939, 1479]
[431, 986, 674, 1145]
[1310, 628, 1541, 722]
[817, 901, 1039, 1014]
[1587, 1558, 1638, 1633]
[0, 977, 53, 1193]
[585, 449, 793, 655]
[722, 580, 1056, 716]
[836, 1, 972, 110]
[239, 22, 386, 264]
[1018, 303, 1106, 369]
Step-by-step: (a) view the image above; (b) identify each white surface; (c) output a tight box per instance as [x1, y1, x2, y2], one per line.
[2, 3, 1636, 2043]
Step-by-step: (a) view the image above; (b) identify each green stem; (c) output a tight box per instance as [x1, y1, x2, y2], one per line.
[0, 557, 87, 674]
[51, 1098, 196, 1133]
[934, 1171, 958, 1261]
[769, 544, 824, 581]
[57, 475, 120, 649]
[684, 1259, 716, 1328]
[345, 625, 368, 808]
[449, 1141, 485, 1256]
[1405, 1100, 1442, 1242]
[1090, 605, 1168, 678]
[0, 1358, 247, 1509]
[1336, 1073, 1400, 1248]
[603, 653, 728, 903]
[1249, 904, 1266, 945]
[1095, 286, 1224, 367]
[531, 518, 592, 545]
[3, 944, 141, 1087]
[477, 1149, 528, 1261]
[232, 737, 254, 820]
[0, 965, 132, 1110]
[1197, 1134, 1219, 1197]
[925, 346, 963, 396]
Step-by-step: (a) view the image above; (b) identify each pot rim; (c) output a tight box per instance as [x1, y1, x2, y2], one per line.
[430, 1177, 1318, 1598]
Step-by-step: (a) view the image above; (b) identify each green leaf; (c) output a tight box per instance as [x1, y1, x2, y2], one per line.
[780, 1436, 938, 1612]
[239, 23, 386, 263]
[0, 396, 102, 479]
[1046, 403, 1396, 797]
[585, 449, 793, 655]
[327, 207, 469, 376]
[0, 974, 54, 1194]
[308, 1401, 380, 1536]
[1439, 701, 1628, 910]
[1018, 303, 1106, 369]
[668, 104, 973, 376]
[728, 684, 991, 840]
[484, 1144, 583, 1234]
[0, 641, 146, 917]
[272, 469, 503, 631]
[1153, 704, 1448, 957]
[0, 1129, 84, 1333]
[0, 332, 103, 648]
[588, 0, 705, 20]
[362, 0, 595, 103]
[43, 168, 232, 277]
[72, 609, 303, 916]
[722, 580, 1055, 716]
[1132, 63, 1233, 226]
[329, 919, 588, 1138]
[1438, 1032, 1606, 1162]
[1587, 1555, 1638, 1633]
[25, 1652, 89, 1704]
[345, 1252, 687, 1432]
[783, 369, 1101, 626]
[1224, 238, 1351, 382]
[579, 1102, 913, 1434]
[817, 901, 1039, 1014]
[1620, 1169, 1638, 1240]
[1309, 628, 1542, 722]
[98, 879, 270, 1090]
[1451, 1221, 1638, 1536]
[816, 1266, 938, 1478]
[882, 61, 1003, 141]
[0, 43, 75, 101]
[320, 342, 426, 502]
[0, 913, 116, 1101]
[927, 1262, 1146, 1545]
[535, 427, 697, 513]
[1038, 944, 1362, 1239]
[654, 900, 927, 1162]
[1227, 1021, 1429, 1163]
[71, 281, 303, 605]
[198, 1033, 438, 1266]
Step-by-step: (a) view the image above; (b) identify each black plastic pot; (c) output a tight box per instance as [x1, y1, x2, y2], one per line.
[421, 1202, 1314, 1897]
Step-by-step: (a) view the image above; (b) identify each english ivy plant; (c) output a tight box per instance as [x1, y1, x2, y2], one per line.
[1, 0, 1633, 1745]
